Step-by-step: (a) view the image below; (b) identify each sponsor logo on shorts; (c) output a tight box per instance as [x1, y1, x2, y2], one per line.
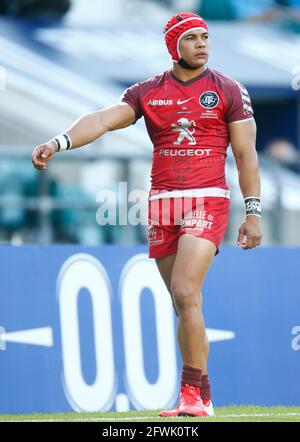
[181, 210, 214, 231]
[148, 226, 164, 245]
[199, 91, 219, 109]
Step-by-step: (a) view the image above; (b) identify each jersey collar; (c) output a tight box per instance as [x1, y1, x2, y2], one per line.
[170, 67, 210, 86]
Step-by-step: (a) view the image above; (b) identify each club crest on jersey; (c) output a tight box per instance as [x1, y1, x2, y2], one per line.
[199, 91, 219, 109]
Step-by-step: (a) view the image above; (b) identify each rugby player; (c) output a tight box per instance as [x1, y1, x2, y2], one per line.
[32, 12, 262, 417]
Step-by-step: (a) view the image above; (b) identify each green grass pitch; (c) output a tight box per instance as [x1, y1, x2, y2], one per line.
[0, 406, 300, 422]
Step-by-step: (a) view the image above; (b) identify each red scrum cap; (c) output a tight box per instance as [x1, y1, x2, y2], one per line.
[163, 12, 208, 63]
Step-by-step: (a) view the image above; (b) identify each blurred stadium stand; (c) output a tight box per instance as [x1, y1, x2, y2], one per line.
[0, 0, 299, 246]
[0, 0, 71, 19]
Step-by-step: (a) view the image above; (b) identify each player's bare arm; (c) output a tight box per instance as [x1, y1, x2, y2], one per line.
[229, 118, 262, 250]
[32, 103, 136, 171]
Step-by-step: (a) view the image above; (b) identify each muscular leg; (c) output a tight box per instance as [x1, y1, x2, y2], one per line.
[170, 235, 216, 369]
[201, 332, 209, 376]
[155, 253, 177, 313]
[155, 243, 212, 374]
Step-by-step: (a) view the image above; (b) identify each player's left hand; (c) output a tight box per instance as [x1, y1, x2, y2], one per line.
[237, 216, 262, 250]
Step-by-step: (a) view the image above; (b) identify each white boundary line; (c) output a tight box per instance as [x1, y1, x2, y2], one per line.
[3, 412, 300, 422]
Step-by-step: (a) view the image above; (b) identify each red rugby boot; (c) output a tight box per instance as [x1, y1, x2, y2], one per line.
[159, 384, 206, 417]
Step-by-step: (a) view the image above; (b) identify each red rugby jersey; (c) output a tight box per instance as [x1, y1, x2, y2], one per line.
[121, 68, 254, 190]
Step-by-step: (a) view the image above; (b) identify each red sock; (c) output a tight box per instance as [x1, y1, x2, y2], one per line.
[200, 374, 211, 401]
[181, 364, 202, 388]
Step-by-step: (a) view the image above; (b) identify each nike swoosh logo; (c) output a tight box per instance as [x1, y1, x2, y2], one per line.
[177, 97, 194, 105]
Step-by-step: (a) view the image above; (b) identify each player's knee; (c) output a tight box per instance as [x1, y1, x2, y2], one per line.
[171, 282, 199, 311]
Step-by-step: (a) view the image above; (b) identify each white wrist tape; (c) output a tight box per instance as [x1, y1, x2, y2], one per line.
[53, 133, 72, 152]
[244, 196, 261, 218]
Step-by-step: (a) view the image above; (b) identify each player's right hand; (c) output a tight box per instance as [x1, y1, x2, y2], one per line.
[32, 141, 57, 171]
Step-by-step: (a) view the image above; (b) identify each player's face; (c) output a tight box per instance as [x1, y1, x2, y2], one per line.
[179, 31, 210, 68]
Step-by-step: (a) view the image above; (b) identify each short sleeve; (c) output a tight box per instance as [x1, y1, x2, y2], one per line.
[225, 81, 254, 124]
[120, 82, 143, 122]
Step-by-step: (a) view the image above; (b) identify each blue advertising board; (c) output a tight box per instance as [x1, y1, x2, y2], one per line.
[0, 245, 299, 413]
